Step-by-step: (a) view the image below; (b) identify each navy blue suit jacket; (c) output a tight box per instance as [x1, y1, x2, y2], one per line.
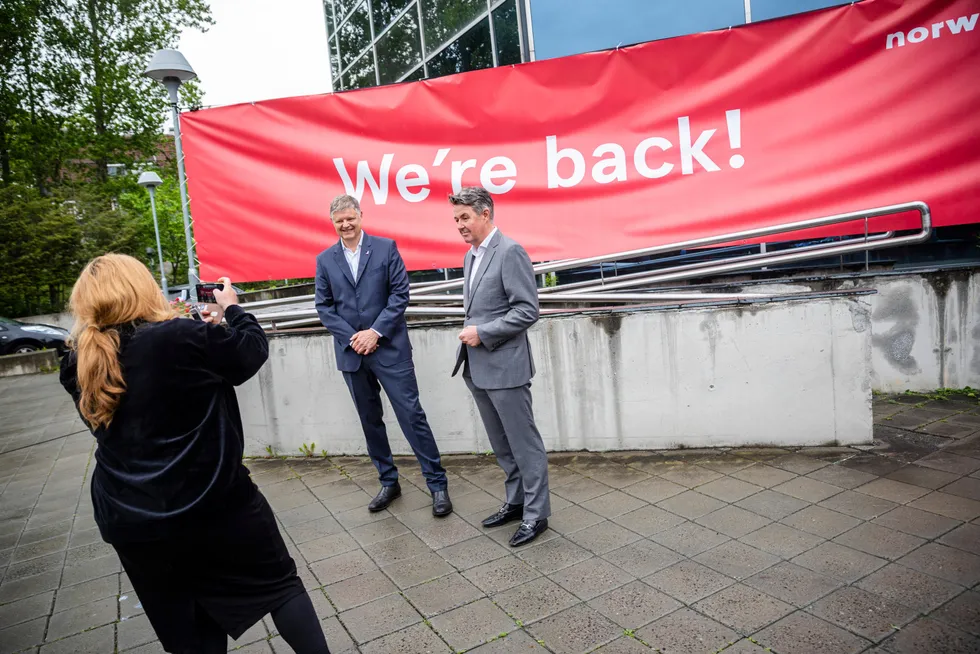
[315, 233, 413, 373]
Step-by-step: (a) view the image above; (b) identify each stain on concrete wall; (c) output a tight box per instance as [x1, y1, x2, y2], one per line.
[871, 286, 921, 375]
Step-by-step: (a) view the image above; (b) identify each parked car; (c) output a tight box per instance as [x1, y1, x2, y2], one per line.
[0, 318, 70, 355]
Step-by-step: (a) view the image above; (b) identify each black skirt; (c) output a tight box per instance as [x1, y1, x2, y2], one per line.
[112, 483, 305, 650]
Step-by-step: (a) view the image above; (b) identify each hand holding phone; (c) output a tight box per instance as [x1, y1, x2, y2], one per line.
[195, 282, 224, 304]
[212, 278, 238, 310]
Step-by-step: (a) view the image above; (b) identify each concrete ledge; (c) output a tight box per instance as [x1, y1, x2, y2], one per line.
[0, 350, 61, 378]
[239, 295, 873, 457]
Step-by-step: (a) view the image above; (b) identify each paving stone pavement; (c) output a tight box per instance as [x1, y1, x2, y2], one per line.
[2, 375, 980, 653]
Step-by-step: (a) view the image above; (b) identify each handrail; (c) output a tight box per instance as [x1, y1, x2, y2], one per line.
[411, 201, 930, 295]
[540, 230, 894, 294]
[564, 202, 930, 294]
[249, 291, 773, 325]
[407, 291, 771, 303]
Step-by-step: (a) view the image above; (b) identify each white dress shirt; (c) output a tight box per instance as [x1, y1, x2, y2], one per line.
[342, 231, 382, 339]
[343, 231, 365, 282]
[468, 227, 498, 292]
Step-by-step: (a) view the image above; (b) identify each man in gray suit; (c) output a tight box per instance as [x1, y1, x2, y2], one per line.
[450, 187, 550, 547]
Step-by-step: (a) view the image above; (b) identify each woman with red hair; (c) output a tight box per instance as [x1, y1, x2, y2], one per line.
[60, 254, 329, 653]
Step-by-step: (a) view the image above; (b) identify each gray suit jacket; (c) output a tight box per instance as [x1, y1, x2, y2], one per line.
[452, 230, 539, 390]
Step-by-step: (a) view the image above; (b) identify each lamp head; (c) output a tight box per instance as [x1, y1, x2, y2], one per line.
[144, 49, 196, 83]
[138, 171, 163, 189]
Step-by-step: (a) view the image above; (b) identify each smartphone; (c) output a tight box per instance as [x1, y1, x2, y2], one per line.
[189, 306, 204, 321]
[195, 282, 224, 304]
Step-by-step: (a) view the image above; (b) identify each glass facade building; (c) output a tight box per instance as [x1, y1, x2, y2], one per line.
[323, 0, 854, 91]
[324, 0, 528, 91]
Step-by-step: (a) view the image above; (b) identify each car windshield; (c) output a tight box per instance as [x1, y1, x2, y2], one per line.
[0, 317, 23, 326]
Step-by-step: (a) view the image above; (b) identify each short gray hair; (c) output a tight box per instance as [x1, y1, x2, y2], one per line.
[448, 186, 493, 220]
[330, 194, 361, 216]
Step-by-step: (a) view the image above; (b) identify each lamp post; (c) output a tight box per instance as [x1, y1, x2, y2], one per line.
[137, 171, 168, 296]
[143, 49, 198, 295]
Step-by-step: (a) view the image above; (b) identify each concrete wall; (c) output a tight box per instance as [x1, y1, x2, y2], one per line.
[237, 295, 873, 457]
[0, 350, 60, 378]
[747, 269, 980, 393]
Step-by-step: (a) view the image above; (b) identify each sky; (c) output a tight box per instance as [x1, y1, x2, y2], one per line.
[177, 0, 333, 110]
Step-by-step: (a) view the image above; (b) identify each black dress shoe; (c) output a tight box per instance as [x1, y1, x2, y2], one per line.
[432, 490, 453, 517]
[509, 519, 548, 547]
[481, 503, 524, 528]
[368, 483, 401, 512]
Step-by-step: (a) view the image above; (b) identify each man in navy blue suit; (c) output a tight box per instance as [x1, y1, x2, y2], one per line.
[315, 195, 452, 516]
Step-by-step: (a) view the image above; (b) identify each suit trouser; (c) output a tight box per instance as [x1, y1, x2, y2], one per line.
[464, 375, 551, 522]
[343, 356, 447, 492]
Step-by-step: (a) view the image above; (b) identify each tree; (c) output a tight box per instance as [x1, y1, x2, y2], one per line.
[0, 0, 76, 191]
[117, 165, 190, 283]
[0, 1, 214, 316]
[0, 184, 81, 316]
[50, 0, 213, 182]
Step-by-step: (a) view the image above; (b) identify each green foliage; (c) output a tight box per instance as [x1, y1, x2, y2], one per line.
[0, 0, 213, 317]
[117, 168, 190, 282]
[911, 387, 980, 403]
[299, 442, 317, 457]
[0, 185, 80, 315]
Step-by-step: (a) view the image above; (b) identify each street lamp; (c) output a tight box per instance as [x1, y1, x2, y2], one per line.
[137, 171, 169, 296]
[143, 49, 198, 295]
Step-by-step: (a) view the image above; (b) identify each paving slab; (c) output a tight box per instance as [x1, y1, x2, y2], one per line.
[636, 607, 738, 653]
[428, 598, 515, 652]
[878, 617, 980, 653]
[693, 583, 794, 634]
[808, 586, 918, 642]
[753, 611, 870, 654]
[527, 604, 622, 654]
[491, 576, 579, 625]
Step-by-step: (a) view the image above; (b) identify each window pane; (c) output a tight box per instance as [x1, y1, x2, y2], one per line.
[376, 9, 423, 84]
[427, 16, 493, 78]
[492, 0, 521, 65]
[420, 0, 487, 54]
[334, 0, 359, 21]
[751, 0, 851, 22]
[403, 66, 425, 82]
[338, 1, 372, 70]
[528, 0, 745, 60]
[343, 50, 377, 90]
[373, 0, 414, 33]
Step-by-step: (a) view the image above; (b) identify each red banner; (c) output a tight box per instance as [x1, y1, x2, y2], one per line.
[181, 0, 980, 282]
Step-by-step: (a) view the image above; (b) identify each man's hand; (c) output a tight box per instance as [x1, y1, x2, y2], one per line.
[350, 330, 380, 355]
[458, 325, 481, 347]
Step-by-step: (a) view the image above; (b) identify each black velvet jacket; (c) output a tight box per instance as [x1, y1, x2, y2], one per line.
[60, 305, 268, 542]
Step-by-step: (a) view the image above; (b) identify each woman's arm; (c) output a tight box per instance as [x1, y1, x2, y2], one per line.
[201, 305, 269, 385]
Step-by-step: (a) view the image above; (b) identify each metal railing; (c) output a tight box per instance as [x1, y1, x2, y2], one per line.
[410, 201, 930, 295]
[561, 202, 929, 294]
[245, 201, 930, 330]
[540, 230, 895, 294]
